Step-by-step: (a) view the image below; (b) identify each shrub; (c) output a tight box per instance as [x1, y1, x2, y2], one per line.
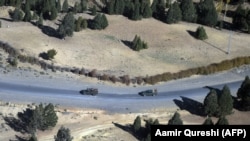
[131, 35, 148, 51]
[88, 13, 108, 30]
[196, 26, 208, 40]
[54, 126, 73, 141]
[47, 49, 57, 60]
[8, 57, 18, 67]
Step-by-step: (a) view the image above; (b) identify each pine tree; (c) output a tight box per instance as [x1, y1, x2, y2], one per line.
[216, 116, 229, 125]
[54, 126, 73, 141]
[50, 6, 58, 20]
[75, 17, 83, 32]
[218, 85, 233, 116]
[89, 13, 108, 30]
[151, 0, 166, 20]
[58, 12, 75, 38]
[180, 0, 197, 23]
[36, 14, 44, 26]
[73, 2, 81, 14]
[165, 2, 182, 24]
[202, 117, 214, 125]
[232, 5, 248, 32]
[62, 0, 69, 13]
[196, 26, 208, 40]
[203, 90, 219, 117]
[56, 0, 62, 12]
[197, 0, 218, 27]
[80, 0, 87, 12]
[10, 8, 23, 21]
[91, 5, 97, 16]
[114, 0, 125, 15]
[168, 111, 183, 125]
[23, 10, 32, 22]
[237, 76, 250, 110]
[133, 116, 141, 133]
[142, 2, 152, 18]
[131, 0, 141, 20]
[107, 0, 115, 14]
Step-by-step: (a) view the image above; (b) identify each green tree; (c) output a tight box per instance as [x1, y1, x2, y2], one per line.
[131, 35, 148, 51]
[91, 5, 97, 16]
[36, 14, 44, 26]
[80, 0, 88, 12]
[62, 0, 69, 13]
[203, 90, 219, 117]
[31, 103, 58, 131]
[81, 19, 88, 29]
[232, 5, 249, 32]
[58, 12, 75, 38]
[168, 111, 183, 125]
[114, 0, 125, 15]
[0, 21, 2, 28]
[196, 26, 208, 40]
[47, 49, 57, 60]
[131, 0, 141, 20]
[202, 116, 214, 125]
[54, 126, 73, 141]
[89, 13, 108, 30]
[197, 0, 218, 27]
[165, 2, 182, 24]
[218, 85, 233, 116]
[151, 0, 166, 20]
[133, 116, 141, 133]
[28, 133, 38, 141]
[23, 10, 32, 22]
[50, 6, 58, 20]
[237, 76, 250, 110]
[142, 0, 152, 18]
[215, 116, 229, 125]
[73, 2, 81, 14]
[57, 0, 62, 12]
[180, 0, 197, 23]
[10, 8, 23, 21]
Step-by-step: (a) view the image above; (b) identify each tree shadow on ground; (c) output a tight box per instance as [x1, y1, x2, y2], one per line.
[3, 108, 33, 135]
[3, 116, 27, 134]
[30, 22, 59, 38]
[0, 17, 13, 22]
[121, 40, 133, 50]
[112, 122, 142, 140]
[39, 52, 49, 60]
[173, 96, 205, 116]
[186, 30, 196, 39]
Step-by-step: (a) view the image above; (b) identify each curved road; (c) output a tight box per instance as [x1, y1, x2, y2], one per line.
[0, 73, 244, 113]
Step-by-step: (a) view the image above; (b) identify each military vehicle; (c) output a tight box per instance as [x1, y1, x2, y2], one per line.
[80, 88, 98, 96]
[138, 89, 157, 96]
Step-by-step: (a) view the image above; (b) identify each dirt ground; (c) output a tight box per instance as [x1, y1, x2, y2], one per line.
[0, 101, 250, 141]
[0, 5, 250, 78]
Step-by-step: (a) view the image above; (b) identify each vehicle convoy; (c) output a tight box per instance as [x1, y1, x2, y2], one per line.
[80, 88, 98, 96]
[138, 89, 158, 96]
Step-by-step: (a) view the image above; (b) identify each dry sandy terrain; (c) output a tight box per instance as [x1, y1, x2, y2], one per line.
[0, 6, 250, 78]
[1, 101, 250, 141]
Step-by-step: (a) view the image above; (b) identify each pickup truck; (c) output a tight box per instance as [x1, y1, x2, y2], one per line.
[79, 88, 98, 96]
[138, 89, 157, 96]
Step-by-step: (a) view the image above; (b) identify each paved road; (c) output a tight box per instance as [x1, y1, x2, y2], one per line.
[0, 77, 243, 113]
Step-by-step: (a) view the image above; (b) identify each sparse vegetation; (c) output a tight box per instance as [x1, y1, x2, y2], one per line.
[196, 26, 208, 40]
[54, 126, 73, 141]
[131, 35, 148, 51]
[88, 13, 108, 30]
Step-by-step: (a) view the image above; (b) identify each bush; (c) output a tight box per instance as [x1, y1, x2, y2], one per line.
[196, 26, 208, 40]
[47, 49, 57, 60]
[88, 13, 108, 30]
[8, 57, 18, 67]
[131, 35, 148, 51]
[54, 126, 73, 141]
